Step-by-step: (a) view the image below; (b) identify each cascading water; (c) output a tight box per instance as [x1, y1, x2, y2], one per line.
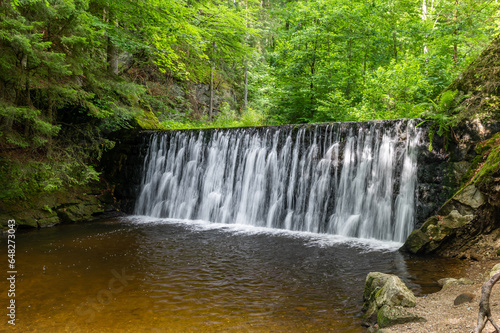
[134, 119, 422, 242]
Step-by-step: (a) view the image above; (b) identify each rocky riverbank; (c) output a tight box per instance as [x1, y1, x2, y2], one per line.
[403, 129, 500, 259]
[371, 260, 500, 333]
[0, 180, 120, 230]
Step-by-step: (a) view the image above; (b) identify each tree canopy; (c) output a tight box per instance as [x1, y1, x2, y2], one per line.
[0, 0, 499, 199]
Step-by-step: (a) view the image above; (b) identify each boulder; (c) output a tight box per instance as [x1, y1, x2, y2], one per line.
[56, 203, 103, 223]
[375, 276, 416, 308]
[454, 184, 486, 209]
[454, 293, 475, 305]
[377, 305, 425, 328]
[364, 272, 392, 300]
[402, 210, 474, 254]
[363, 272, 422, 328]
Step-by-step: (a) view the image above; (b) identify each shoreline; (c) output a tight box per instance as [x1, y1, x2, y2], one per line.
[386, 259, 500, 332]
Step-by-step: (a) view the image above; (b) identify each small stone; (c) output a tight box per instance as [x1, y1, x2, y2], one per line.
[439, 277, 474, 289]
[490, 263, 500, 277]
[457, 278, 474, 285]
[438, 278, 457, 287]
[454, 293, 475, 306]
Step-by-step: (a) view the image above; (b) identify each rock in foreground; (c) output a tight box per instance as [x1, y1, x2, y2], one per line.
[363, 272, 425, 328]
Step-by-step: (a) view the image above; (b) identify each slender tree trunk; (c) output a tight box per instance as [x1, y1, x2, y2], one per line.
[453, 0, 458, 65]
[107, 41, 119, 75]
[363, 50, 367, 85]
[24, 68, 30, 138]
[346, 39, 351, 98]
[209, 41, 216, 120]
[422, 0, 428, 54]
[310, 39, 317, 118]
[104, 7, 119, 75]
[393, 30, 398, 63]
[244, 61, 248, 111]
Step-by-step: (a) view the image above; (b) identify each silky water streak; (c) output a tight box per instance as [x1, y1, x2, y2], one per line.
[134, 120, 422, 242]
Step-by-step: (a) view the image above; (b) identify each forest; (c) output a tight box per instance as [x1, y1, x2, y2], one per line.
[0, 0, 499, 200]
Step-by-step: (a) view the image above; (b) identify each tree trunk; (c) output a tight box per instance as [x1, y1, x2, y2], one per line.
[474, 271, 500, 333]
[393, 30, 398, 63]
[363, 50, 367, 85]
[244, 61, 248, 111]
[209, 41, 216, 120]
[453, 0, 458, 65]
[422, 0, 428, 54]
[346, 39, 351, 99]
[104, 7, 119, 75]
[107, 40, 119, 75]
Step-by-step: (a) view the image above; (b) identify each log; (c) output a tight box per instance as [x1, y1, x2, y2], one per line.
[474, 271, 500, 333]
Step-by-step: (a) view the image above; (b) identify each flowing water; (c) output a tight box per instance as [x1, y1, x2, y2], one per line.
[135, 120, 421, 242]
[0, 217, 468, 332]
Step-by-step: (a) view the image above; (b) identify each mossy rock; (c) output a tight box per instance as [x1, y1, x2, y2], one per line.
[402, 210, 473, 254]
[363, 273, 417, 324]
[453, 184, 486, 209]
[475, 142, 500, 187]
[37, 216, 61, 228]
[402, 229, 431, 254]
[375, 276, 416, 308]
[377, 305, 425, 328]
[56, 203, 103, 223]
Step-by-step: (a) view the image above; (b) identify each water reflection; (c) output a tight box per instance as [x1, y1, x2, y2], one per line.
[0, 217, 468, 332]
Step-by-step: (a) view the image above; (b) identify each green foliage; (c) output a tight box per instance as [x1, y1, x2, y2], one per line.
[262, 0, 498, 125]
[358, 56, 433, 120]
[0, 152, 100, 200]
[160, 104, 266, 130]
[418, 90, 462, 151]
[0, 0, 499, 200]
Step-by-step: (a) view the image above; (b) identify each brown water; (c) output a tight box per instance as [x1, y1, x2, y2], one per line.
[0, 217, 469, 332]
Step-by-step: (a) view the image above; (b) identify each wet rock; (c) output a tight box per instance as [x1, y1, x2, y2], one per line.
[454, 293, 475, 305]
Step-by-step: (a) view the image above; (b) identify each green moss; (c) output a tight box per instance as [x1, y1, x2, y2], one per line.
[475, 132, 500, 155]
[134, 110, 165, 130]
[458, 133, 500, 188]
[474, 143, 500, 186]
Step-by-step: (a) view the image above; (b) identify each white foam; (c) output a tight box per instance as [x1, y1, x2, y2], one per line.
[122, 215, 402, 252]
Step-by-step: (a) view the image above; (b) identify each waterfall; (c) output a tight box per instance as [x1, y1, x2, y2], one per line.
[134, 120, 422, 242]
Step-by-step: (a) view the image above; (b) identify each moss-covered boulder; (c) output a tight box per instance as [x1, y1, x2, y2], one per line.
[402, 210, 474, 254]
[377, 305, 424, 328]
[56, 203, 103, 223]
[375, 276, 416, 308]
[0, 183, 114, 229]
[362, 272, 422, 328]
